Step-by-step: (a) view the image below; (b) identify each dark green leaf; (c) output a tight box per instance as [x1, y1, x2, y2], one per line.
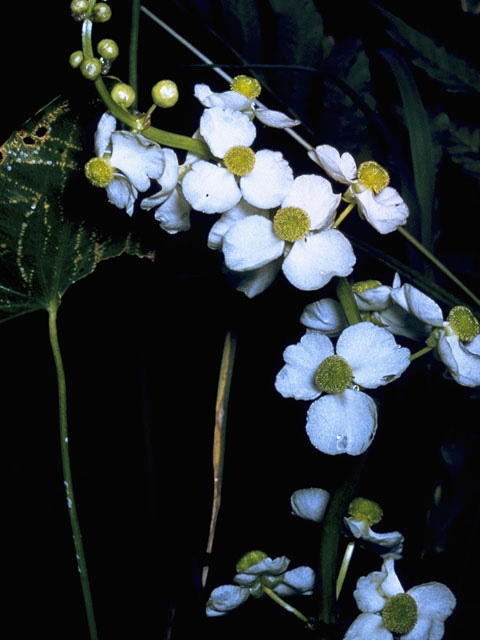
[0, 98, 153, 323]
[374, 4, 480, 93]
[446, 122, 480, 181]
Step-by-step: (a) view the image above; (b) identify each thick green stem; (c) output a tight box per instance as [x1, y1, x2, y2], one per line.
[129, 0, 140, 108]
[48, 303, 98, 640]
[336, 277, 362, 325]
[318, 456, 366, 625]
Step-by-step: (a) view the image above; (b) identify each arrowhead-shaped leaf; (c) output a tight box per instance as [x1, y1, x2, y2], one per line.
[0, 98, 154, 323]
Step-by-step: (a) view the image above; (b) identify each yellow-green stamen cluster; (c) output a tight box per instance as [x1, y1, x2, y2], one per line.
[357, 161, 390, 194]
[348, 497, 383, 526]
[381, 593, 418, 635]
[314, 355, 353, 394]
[447, 306, 480, 342]
[230, 75, 262, 100]
[236, 550, 267, 573]
[84, 157, 114, 188]
[273, 207, 310, 243]
[223, 146, 255, 176]
[352, 280, 383, 294]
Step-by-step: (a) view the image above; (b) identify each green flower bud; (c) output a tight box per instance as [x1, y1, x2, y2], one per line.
[69, 50, 84, 69]
[348, 497, 383, 526]
[236, 550, 267, 573]
[93, 3, 112, 22]
[80, 57, 103, 80]
[151, 80, 179, 108]
[110, 83, 136, 108]
[70, 0, 89, 16]
[97, 38, 119, 61]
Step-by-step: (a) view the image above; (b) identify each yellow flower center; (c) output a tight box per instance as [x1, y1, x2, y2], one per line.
[273, 207, 311, 242]
[313, 355, 353, 394]
[236, 550, 267, 573]
[352, 279, 383, 294]
[382, 593, 418, 635]
[356, 161, 390, 194]
[348, 497, 383, 525]
[230, 75, 262, 100]
[84, 157, 114, 188]
[223, 146, 256, 176]
[447, 305, 480, 342]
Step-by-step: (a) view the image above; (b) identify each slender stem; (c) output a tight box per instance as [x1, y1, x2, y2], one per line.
[398, 227, 480, 308]
[263, 587, 314, 630]
[129, 0, 140, 108]
[48, 303, 98, 640]
[333, 203, 355, 229]
[410, 345, 434, 362]
[336, 541, 355, 600]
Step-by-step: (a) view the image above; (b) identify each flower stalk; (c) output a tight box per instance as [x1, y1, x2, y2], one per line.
[263, 587, 314, 630]
[47, 302, 98, 640]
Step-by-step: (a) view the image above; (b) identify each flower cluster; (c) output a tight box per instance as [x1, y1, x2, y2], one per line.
[84, 75, 412, 298]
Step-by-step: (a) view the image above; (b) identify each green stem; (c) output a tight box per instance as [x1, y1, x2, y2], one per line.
[333, 203, 355, 229]
[336, 277, 361, 325]
[410, 345, 434, 362]
[263, 587, 314, 630]
[336, 541, 355, 600]
[81, 17, 210, 156]
[47, 302, 98, 640]
[398, 227, 480, 309]
[318, 455, 366, 625]
[129, 0, 140, 108]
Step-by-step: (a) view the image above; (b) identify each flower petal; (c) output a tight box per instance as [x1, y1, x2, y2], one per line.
[436, 333, 480, 387]
[194, 83, 252, 110]
[233, 259, 282, 298]
[281, 175, 341, 230]
[274, 566, 316, 596]
[308, 144, 357, 184]
[109, 131, 166, 192]
[402, 616, 445, 640]
[344, 613, 393, 640]
[300, 298, 347, 336]
[391, 284, 444, 327]
[336, 322, 411, 388]
[182, 160, 241, 213]
[254, 107, 300, 128]
[94, 112, 116, 157]
[106, 175, 138, 215]
[208, 200, 269, 250]
[206, 584, 250, 616]
[290, 487, 331, 522]
[306, 389, 377, 456]
[275, 332, 334, 401]
[407, 582, 456, 622]
[354, 572, 390, 613]
[141, 148, 179, 210]
[355, 187, 409, 234]
[282, 230, 356, 291]
[200, 106, 256, 158]
[354, 285, 392, 312]
[240, 149, 293, 209]
[223, 215, 284, 271]
[153, 188, 191, 234]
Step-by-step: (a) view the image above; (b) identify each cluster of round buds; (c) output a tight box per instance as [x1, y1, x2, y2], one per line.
[70, 1, 111, 22]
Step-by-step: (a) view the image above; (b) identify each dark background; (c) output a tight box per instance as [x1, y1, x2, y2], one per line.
[2, 1, 479, 638]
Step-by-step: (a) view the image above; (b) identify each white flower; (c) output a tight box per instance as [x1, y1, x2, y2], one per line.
[90, 112, 169, 215]
[390, 283, 480, 386]
[344, 557, 456, 640]
[290, 490, 404, 558]
[205, 551, 315, 617]
[222, 174, 356, 291]
[181, 107, 294, 214]
[309, 144, 409, 234]
[275, 323, 410, 455]
[194, 81, 300, 128]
